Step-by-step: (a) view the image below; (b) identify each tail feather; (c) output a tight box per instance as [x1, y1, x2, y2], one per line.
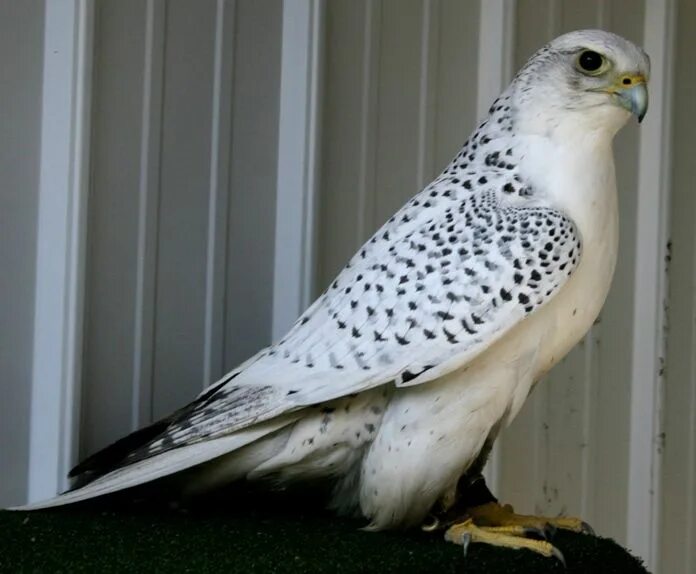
[68, 416, 175, 487]
[12, 414, 300, 511]
[68, 373, 243, 485]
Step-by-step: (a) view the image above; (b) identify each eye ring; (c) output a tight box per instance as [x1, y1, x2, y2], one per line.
[576, 50, 607, 75]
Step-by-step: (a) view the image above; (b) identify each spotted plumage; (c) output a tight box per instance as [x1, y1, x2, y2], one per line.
[19, 30, 649, 533]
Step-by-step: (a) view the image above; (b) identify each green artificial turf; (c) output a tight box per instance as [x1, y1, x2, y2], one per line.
[0, 497, 650, 574]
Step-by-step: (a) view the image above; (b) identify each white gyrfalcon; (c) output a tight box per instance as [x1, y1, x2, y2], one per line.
[19, 29, 649, 560]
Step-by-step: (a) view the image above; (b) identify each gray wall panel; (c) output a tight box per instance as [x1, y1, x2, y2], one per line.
[82, 0, 152, 457]
[659, 1, 696, 571]
[0, 0, 45, 507]
[317, 0, 381, 287]
[373, 0, 427, 223]
[152, 0, 218, 418]
[82, 0, 282, 454]
[224, 0, 282, 371]
[432, 0, 480, 169]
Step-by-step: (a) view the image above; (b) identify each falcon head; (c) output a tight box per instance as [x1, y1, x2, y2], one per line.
[513, 29, 650, 137]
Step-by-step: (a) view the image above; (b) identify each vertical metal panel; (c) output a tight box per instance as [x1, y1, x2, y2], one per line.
[475, 0, 514, 120]
[373, 0, 427, 223]
[224, 0, 282, 368]
[272, 0, 324, 339]
[83, 0, 282, 452]
[414, 0, 438, 189]
[317, 0, 381, 286]
[151, 0, 217, 418]
[132, 0, 165, 430]
[83, 0, 159, 456]
[0, 0, 45, 507]
[202, 0, 236, 387]
[659, 2, 695, 572]
[432, 0, 481, 164]
[29, 0, 93, 501]
[354, 0, 382, 257]
[497, 0, 646, 546]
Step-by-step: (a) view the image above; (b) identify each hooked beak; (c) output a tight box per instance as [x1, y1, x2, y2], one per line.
[609, 74, 649, 123]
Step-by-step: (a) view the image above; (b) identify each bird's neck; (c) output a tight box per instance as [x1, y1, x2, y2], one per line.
[440, 88, 620, 239]
[516, 129, 619, 243]
[443, 89, 620, 242]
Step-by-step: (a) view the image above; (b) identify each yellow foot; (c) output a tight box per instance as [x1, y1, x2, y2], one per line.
[445, 519, 566, 564]
[467, 501, 594, 536]
[428, 501, 594, 563]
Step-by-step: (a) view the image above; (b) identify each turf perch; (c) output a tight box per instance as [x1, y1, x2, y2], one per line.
[0, 504, 649, 574]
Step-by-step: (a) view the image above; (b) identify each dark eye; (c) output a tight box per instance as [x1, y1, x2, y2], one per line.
[577, 50, 605, 73]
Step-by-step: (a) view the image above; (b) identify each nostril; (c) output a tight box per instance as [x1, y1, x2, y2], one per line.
[622, 77, 632, 85]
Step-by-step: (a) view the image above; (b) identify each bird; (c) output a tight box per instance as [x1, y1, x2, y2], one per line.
[18, 29, 649, 560]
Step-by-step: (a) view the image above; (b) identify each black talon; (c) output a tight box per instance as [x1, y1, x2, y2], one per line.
[580, 521, 595, 536]
[522, 526, 547, 540]
[544, 523, 558, 540]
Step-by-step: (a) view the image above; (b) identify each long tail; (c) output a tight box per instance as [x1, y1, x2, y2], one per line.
[11, 415, 299, 510]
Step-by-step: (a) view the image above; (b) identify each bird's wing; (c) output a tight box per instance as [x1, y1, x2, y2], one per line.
[250, 189, 581, 401]
[57, 181, 581, 495]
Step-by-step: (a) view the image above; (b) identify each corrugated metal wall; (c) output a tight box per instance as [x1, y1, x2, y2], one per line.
[4, 0, 694, 571]
[82, 0, 282, 456]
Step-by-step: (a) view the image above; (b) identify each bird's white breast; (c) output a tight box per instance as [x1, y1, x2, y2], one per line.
[489, 132, 620, 424]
